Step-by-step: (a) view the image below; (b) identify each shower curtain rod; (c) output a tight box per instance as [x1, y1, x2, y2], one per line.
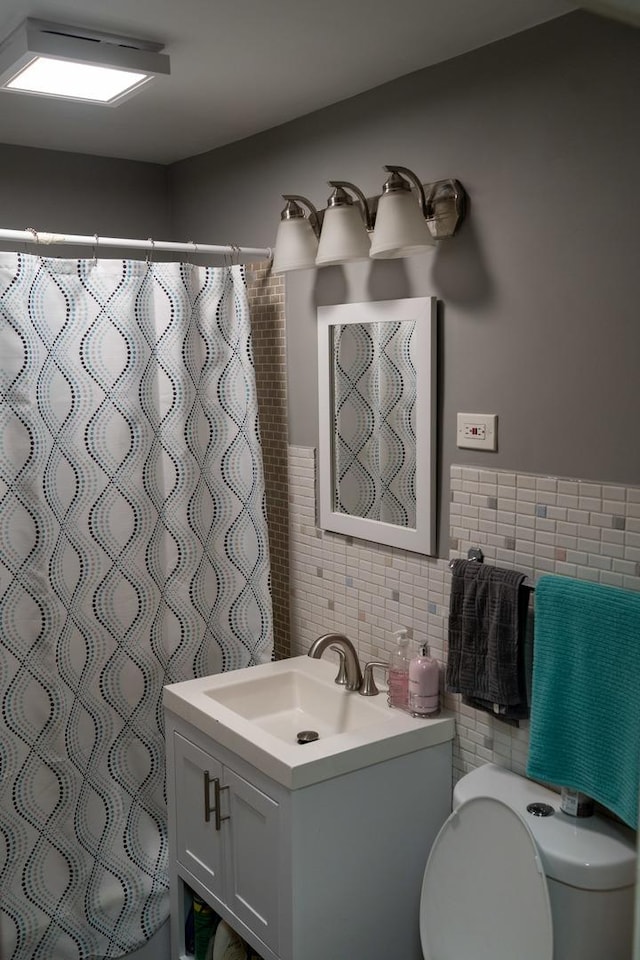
[0, 227, 272, 262]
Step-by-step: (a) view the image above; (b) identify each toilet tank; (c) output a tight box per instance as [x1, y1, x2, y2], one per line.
[453, 764, 637, 960]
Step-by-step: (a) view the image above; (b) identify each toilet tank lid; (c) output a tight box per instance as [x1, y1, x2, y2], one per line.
[453, 764, 636, 891]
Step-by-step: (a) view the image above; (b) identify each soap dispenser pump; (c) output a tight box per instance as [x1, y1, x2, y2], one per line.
[408, 641, 439, 717]
[388, 629, 411, 711]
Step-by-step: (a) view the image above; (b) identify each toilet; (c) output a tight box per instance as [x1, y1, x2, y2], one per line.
[419, 763, 637, 960]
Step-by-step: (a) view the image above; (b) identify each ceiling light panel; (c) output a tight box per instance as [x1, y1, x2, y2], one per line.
[8, 58, 149, 103]
[0, 19, 170, 106]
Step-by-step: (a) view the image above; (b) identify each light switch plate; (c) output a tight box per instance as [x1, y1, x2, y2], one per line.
[457, 413, 498, 450]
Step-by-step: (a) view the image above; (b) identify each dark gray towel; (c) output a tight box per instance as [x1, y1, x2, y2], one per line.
[446, 559, 529, 725]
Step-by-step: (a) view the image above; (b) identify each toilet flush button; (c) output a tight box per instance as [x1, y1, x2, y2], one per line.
[527, 802, 555, 817]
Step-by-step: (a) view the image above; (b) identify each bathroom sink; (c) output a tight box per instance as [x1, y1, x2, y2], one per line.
[203, 666, 390, 741]
[163, 655, 454, 788]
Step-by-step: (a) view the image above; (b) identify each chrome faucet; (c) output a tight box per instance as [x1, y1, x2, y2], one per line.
[307, 633, 363, 691]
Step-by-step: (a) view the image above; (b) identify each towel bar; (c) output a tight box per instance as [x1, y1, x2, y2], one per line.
[449, 547, 535, 590]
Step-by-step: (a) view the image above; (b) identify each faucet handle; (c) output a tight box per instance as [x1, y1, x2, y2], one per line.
[360, 660, 389, 696]
[329, 645, 348, 685]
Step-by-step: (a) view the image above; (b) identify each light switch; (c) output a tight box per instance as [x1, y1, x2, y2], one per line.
[457, 413, 497, 451]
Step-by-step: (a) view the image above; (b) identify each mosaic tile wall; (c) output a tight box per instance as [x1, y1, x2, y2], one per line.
[288, 447, 640, 783]
[246, 263, 290, 660]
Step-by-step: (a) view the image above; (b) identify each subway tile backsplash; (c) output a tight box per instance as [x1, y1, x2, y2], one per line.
[288, 449, 640, 785]
[450, 465, 640, 592]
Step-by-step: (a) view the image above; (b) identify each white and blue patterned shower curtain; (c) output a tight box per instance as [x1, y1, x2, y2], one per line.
[0, 253, 273, 959]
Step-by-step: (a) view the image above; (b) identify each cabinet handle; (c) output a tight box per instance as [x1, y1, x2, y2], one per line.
[203, 770, 214, 823]
[203, 770, 230, 830]
[213, 777, 230, 831]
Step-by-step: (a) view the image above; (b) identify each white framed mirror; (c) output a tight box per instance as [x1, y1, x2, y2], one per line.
[317, 296, 436, 555]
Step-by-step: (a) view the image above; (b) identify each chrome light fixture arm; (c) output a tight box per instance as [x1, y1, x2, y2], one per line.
[382, 165, 434, 219]
[281, 194, 323, 237]
[327, 180, 375, 231]
[381, 166, 465, 237]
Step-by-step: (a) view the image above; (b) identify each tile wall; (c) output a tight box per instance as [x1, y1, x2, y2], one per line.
[288, 447, 640, 783]
[246, 263, 290, 660]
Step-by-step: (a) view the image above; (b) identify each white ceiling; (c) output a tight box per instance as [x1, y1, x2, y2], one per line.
[0, 0, 582, 165]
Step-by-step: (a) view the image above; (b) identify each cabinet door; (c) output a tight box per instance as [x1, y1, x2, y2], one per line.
[173, 733, 225, 900]
[223, 767, 280, 954]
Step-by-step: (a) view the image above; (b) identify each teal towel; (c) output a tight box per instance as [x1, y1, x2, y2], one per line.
[527, 575, 640, 829]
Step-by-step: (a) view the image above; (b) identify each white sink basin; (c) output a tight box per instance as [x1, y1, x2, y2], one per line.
[204, 666, 392, 742]
[163, 655, 454, 789]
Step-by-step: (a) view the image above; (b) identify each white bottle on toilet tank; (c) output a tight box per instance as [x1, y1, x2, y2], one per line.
[409, 642, 439, 716]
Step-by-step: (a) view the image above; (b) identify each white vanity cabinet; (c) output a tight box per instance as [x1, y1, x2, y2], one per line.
[172, 733, 280, 952]
[165, 708, 453, 960]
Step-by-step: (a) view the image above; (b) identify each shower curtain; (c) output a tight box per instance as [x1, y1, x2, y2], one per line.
[0, 253, 273, 960]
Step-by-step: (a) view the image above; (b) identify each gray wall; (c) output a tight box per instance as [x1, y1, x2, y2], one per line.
[0, 143, 170, 257]
[169, 11, 640, 554]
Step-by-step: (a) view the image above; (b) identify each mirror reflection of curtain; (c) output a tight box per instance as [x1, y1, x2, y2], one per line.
[0, 253, 272, 960]
[333, 319, 416, 527]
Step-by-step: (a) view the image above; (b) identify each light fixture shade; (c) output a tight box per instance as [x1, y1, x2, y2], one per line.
[369, 190, 436, 259]
[316, 206, 370, 267]
[272, 217, 318, 273]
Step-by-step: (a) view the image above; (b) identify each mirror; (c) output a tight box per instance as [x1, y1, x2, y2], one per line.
[318, 296, 436, 554]
[332, 318, 417, 527]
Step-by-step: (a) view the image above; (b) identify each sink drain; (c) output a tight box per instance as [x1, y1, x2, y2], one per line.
[296, 730, 319, 744]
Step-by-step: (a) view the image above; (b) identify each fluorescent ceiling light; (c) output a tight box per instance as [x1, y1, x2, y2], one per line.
[8, 57, 149, 103]
[0, 19, 170, 106]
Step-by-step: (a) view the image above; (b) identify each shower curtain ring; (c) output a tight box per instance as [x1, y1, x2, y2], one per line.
[93, 234, 99, 266]
[185, 240, 197, 265]
[146, 238, 155, 266]
[25, 226, 39, 246]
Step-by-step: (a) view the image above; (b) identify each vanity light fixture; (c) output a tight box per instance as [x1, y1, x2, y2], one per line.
[272, 166, 466, 273]
[371, 166, 465, 257]
[370, 166, 436, 258]
[271, 196, 322, 273]
[0, 19, 170, 105]
[315, 181, 374, 267]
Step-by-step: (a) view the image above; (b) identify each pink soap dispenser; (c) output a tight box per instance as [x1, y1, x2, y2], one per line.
[408, 642, 440, 717]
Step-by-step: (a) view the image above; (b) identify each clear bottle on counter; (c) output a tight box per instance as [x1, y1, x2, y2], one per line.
[387, 629, 411, 711]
